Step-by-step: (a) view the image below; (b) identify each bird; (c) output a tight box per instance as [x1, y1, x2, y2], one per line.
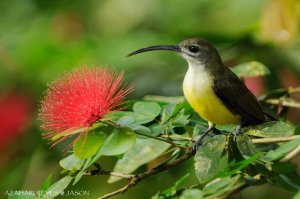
[127, 38, 269, 153]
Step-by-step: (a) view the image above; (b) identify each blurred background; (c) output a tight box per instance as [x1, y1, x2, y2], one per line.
[1, 0, 300, 198]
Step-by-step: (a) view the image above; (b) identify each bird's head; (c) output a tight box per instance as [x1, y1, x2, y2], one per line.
[127, 38, 222, 67]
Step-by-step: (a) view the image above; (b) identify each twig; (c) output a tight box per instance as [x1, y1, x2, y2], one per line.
[162, 134, 300, 144]
[85, 163, 134, 179]
[252, 135, 300, 144]
[93, 135, 300, 199]
[281, 144, 300, 162]
[96, 149, 193, 199]
[134, 131, 188, 151]
[85, 169, 134, 179]
[160, 134, 193, 141]
[98, 177, 138, 199]
[288, 86, 300, 94]
[216, 174, 262, 199]
[140, 131, 300, 146]
[265, 98, 300, 109]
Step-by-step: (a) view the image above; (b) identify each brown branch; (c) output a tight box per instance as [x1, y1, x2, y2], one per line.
[98, 177, 138, 199]
[90, 135, 300, 199]
[161, 134, 300, 144]
[92, 148, 193, 199]
[160, 132, 300, 144]
[85, 168, 134, 179]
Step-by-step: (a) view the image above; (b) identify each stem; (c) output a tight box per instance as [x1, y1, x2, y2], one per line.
[281, 144, 300, 162]
[265, 98, 300, 108]
[288, 86, 300, 94]
[252, 135, 300, 144]
[85, 170, 134, 179]
[98, 178, 137, 199]
[217, 174, 262, 199]
[97, 149, 194, 199]
[134, 131, 188, 151]
[94, 135, 300, 199]
[160, 134, 193, 141]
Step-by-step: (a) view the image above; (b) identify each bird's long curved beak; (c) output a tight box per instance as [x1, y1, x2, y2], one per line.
[127, 45, 181, 57]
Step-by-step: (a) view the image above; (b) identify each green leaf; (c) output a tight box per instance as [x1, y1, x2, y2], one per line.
[105, 111, 127, 122]
[100, 127, 136, 156]
[203, 176, 232, 195]
[231, 61, 270, 77]
[51, 122, 102, 141]
[162, 104, 179, 123]
[124, 123, 152, 136]
[108, 139, 170, 183]
[59, 154, 85, 170]
[133, 101, 161, 118]
[179, 189, 203, 199]
[108, 102, 162, 125]
[162, 174, 190, 197]
[143, 95, 184, 104]
[245, 121, 295, 138]
[151, 192, 160, 199]
[203, 175, 245, 197]
[220, 155, 260, 178]
[117, 112, 156, 124]
[42, 176, 73, 199]
[161, 103, 177, 123]
[38, 174, 52, 199]
[236, 134, 261, 158]
[107, 101, 162, 125]
[172, 110, 190, 127]
[117, 115, 136, 125]
[265, 138, 300, 161]
[272, 162, 298, 174]
[194, 135, 227, 184]
[73, 131, 107, 159]
[277, 174, 300, 191]
[215, 124, 237, 132]
[161, 102, 191, 125]
[106, 112, 139, 124]
[73, 171, 85, 185]
[294, 125, 300, 135]
[170, 102, 184, 117]
[73, 157, 93, 185]
[149, 124, 166, 137]
[293, 191, 300, 199]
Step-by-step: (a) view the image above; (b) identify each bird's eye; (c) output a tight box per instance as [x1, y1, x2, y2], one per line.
[188, 45, 200, 53]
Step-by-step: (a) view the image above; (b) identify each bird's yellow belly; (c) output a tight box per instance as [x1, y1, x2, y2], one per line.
[183, 72, 240, 125]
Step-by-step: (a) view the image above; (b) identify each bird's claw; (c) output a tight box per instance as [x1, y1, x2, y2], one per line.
[233, 124, 242, 143]
[233, 133, 238, 143]
[190, 142, 200, 155]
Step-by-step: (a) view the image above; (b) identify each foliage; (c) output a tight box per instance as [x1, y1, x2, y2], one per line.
[34, 62, 300, 199]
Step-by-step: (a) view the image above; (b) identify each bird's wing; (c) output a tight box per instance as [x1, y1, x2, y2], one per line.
[213, 69, 265, 125]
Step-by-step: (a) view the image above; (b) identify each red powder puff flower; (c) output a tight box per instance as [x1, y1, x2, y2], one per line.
[39, 66, 133, 147]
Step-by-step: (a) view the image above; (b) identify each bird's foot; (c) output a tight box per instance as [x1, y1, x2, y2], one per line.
[190, 138, 201, 155]
[233, 124, 242, 142]
[190, 126, 214, 155]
